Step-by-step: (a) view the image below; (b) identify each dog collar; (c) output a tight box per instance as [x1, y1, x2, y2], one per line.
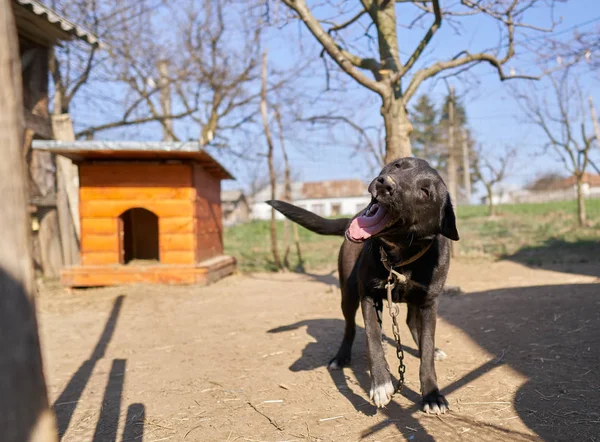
[379, 241, 433, 271]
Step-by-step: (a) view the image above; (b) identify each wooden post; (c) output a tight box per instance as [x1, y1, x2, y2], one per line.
[275, 105, 304, 272]
[447, 85, 458, 256]
[589, 96, 600, 152]
[260, 50, 282, 270]
[461, 128, 471, 205]
[52, 114, 80, 266]
[447, 85, 458, 204]
[158, 60, 173, 142]
[0, 1, 57, 439]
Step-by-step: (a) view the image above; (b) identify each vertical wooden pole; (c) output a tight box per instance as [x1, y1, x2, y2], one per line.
[52, 114, 80, 266]
[589, 96, 600, 152]
[447, 85, 458, 203]
[260, 50, 282, 270]
[461, 128, 471, 205]
[0, 1, 57, 439]
[158, 60, 173, 142]
[447, 85, 458, 256]
[275, 105, 304, 272]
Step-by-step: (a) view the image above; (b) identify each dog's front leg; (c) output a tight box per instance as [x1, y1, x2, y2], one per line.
[418, 303, 449, 414]
[361, 295, 394, 408]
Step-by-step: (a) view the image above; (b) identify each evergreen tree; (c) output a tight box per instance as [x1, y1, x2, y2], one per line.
[410, 94, 441, 167]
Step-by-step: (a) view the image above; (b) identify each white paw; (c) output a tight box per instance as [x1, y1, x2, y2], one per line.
[328, 360, 341, 370]
[434, 348, 447, 361]
[369, 380, 395, 408]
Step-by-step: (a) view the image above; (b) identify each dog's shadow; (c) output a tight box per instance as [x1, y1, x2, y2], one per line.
[268, 319, 427, 436]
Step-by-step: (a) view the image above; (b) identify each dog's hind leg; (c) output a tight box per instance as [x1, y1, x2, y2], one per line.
[328, 286, 359, 370]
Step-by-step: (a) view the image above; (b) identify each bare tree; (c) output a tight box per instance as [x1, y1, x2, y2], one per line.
[50, 0, 265, 149]
[275, 105, 305, 272]
[0, 2, 56, 439]
[542, 27, 599, 72]
[515, 68, 595, 226]
[261, 51, 283, 270]
[472, 146, 516, 217]
[279, 0, 559, 162]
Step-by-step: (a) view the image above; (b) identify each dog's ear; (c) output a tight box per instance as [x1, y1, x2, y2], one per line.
[440, 193, 459, 241]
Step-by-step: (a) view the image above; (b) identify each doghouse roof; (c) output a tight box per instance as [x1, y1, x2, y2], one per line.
[32, 140, 233, 180]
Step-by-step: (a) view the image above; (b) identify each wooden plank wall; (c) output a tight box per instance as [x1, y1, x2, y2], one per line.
[193, 164, 223, 262]
[79, 163, 197, 265]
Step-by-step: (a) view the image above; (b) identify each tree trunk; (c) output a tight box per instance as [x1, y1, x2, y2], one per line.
[275, 107, 291, 270]
[369, 0, 412, 162]
[576, 175, 586, 227]
[0, 2, 57, 439]
[260, 51, 281, 270]
[486, 185, 495, 217]
[275, 106, 304, 272]
[382, 97, 412, 162]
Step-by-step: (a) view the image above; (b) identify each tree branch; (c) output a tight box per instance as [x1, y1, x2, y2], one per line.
[75, 109, 195, 139]
[281, 0, 386, 94]
[396, 0, 441, 79]
[327, 9, 366, 35]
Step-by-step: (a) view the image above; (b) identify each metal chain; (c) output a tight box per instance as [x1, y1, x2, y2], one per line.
[379, 244, 432, 394]
[385, 267, 406, 394]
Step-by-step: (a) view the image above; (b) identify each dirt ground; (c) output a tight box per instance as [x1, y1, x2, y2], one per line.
[37, 258, 600, 442]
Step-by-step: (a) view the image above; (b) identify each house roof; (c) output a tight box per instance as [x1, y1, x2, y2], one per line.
[302, 179, 367, 199]
[31, 141, 233, 180]
[549, 173, 600, 190]
[13, 0, 99, 46]
[221, 189, 245, 202]
[252, 179, 369, 203]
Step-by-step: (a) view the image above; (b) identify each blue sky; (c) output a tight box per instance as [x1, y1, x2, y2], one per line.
[69, 0, 600, 200]
[245, 0, 600, 199]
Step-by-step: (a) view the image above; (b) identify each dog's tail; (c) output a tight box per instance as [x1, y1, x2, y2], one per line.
[266, 200, 349, 236]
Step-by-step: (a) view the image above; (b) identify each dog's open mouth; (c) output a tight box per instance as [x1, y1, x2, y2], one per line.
[346, 200, 395, 242]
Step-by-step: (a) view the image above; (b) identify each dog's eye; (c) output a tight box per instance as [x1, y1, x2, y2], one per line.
[421, 187, 430, 198]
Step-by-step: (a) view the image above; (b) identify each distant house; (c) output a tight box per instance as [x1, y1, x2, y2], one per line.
[483, 173, 600, 205]
[221, 189, 250, 226]
[251, 179, 370, 220]
[479, 184, 523, 206]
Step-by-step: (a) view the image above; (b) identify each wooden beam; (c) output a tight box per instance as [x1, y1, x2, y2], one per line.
[0, 0, 57, 439]
[24, 112, 53, 138]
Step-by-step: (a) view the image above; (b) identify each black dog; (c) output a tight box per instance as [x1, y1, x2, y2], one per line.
[267, 157, 459, 414]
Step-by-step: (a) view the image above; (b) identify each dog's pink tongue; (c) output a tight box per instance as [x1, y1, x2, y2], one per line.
[347, 206, 392, 241]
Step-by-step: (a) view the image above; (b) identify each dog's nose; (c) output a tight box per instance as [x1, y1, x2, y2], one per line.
[375, 175, 396, 196]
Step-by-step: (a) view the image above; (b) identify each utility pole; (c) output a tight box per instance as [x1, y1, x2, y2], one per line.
[158, 60, 173, 141]
[447, 85, 458, 204]
[589, 96, 600, 152]
[461, 127, 472, 204]
[447, 85, 458, 257]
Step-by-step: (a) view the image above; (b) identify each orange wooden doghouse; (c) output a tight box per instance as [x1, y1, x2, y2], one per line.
[32, 141, 236, 287]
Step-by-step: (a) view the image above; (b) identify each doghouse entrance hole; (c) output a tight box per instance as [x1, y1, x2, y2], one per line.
[119, 208, 159, 264]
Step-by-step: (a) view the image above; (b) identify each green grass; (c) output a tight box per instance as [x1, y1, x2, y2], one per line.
[224, 220, 342, 272]
[225, 199, 600, 272]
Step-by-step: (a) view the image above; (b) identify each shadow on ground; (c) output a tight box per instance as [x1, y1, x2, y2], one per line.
[268, 283, 599, 441]
[505, 238, 600, 278]
[440, 283, 600, 441]
[52, 296, 145, 441]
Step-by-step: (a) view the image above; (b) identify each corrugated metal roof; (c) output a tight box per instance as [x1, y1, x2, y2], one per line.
[14, 0, 99, 46]
[31, 140, 234, 180]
